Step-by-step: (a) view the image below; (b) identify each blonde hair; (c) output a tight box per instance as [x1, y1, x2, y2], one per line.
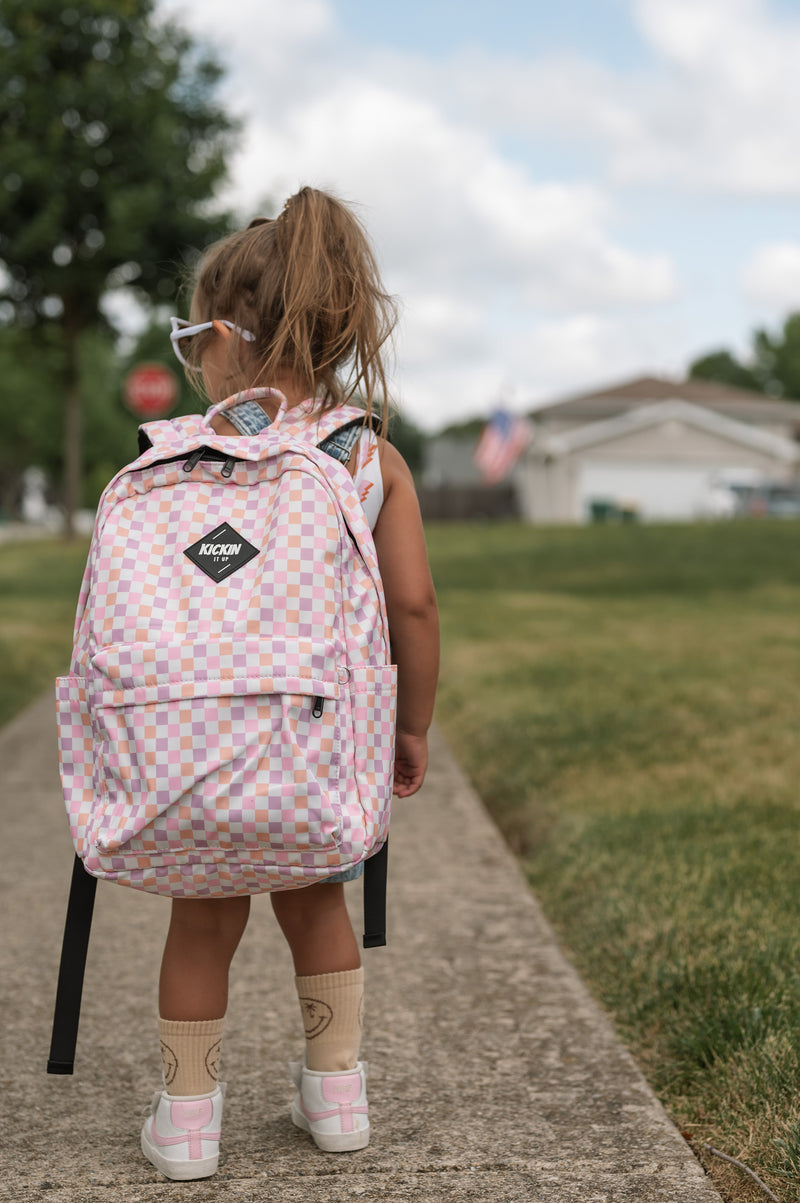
[186, 187, 397, 427]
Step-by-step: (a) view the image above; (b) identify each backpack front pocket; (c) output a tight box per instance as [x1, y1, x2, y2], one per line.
[87, 640, 342, 863]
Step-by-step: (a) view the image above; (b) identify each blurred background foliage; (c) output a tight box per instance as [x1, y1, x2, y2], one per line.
[0, 0, 428, 519]
[689, 311, 800, 400]
[0, 0, 237, 527]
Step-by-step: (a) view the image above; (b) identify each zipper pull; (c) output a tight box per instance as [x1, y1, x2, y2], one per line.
[183, 448, 204, 472]
[312, 697, 324, 718]
[221, 457, 236, 478]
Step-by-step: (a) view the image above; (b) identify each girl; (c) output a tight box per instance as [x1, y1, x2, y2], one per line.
[140, 187, 439, 1179]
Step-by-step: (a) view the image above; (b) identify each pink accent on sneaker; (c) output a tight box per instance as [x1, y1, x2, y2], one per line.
[321, 1074, 362, 1105]
[171, 1098, 214, 1128]
[301, 1074, 367, 1135]
[148, 1098, 218, 1161]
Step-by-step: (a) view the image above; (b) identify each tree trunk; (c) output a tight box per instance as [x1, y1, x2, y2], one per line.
[62, 309, 82, 541]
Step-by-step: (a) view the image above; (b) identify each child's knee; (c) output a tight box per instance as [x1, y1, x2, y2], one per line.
[271, 883, 345, 926]
[170, 896, 250, 942]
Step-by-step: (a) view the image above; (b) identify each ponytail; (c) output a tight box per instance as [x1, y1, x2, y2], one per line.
[189, 188, 397, 426]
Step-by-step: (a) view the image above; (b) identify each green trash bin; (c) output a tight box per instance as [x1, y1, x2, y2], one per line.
[590, 499, 618, 523]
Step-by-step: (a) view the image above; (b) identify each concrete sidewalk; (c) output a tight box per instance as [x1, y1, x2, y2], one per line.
[1, 694, 722, 1202]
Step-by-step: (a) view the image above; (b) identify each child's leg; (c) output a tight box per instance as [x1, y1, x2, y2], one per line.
[271, 882, 359, 976]
[160, 896, 251, 1018]
[157, 896, 250, 1095]
[271, 884, 363, 1071]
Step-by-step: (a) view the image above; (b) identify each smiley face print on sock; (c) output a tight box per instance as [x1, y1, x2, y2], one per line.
[160, 1040, 179, 1088]
[299, 997, 334, 1039]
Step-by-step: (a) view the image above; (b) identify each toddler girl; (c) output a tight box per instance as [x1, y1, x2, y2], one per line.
[141, 187, 439, 1179]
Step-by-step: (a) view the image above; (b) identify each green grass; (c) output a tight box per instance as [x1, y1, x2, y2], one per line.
[0, 538, 90, 727]
[427, 519, 800, 1203]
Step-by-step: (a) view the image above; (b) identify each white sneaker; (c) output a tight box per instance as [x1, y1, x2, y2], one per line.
[290, 1061, 370, 1152]
[140, 1085, 224, 1180]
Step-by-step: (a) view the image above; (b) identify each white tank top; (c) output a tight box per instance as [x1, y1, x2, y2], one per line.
[353, 429, 384, 532]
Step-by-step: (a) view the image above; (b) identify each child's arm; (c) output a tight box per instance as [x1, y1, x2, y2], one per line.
[372, 443, 439, 798]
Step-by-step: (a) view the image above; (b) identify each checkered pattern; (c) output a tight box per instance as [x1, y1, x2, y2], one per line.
[56, 403, 395, 898]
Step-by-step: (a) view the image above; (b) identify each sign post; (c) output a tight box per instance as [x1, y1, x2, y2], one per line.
[124, 363, 179, 420]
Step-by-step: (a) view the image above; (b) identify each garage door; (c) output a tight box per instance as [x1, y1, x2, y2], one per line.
[578, 460, 727, 521]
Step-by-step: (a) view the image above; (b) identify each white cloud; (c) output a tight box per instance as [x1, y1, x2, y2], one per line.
[508, 314, 685, 404]
[741, 242, 800, 311]
[153, 0, 685, 427]
[622, 0, 800, 193]
[398, 294, 491, 370]
[160, 0, 333, 59]
[393, 311, 687, 431]
[420, 1, 800, 199]
[429, 48, 646, 150]
[528, 316, 630, 385]
[237, 79, 676, 306]
[634, 0, 758, 70]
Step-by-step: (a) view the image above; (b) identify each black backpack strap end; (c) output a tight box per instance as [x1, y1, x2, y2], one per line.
[47, 855, 98, 1075]
[362, 839, 388, 949]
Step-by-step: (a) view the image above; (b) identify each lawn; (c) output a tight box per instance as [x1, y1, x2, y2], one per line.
[426, 519, 800, 1203]
[0, 538, 90, 728]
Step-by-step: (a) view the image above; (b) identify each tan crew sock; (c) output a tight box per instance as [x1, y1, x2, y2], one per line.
[294, 967, 364, 1071]
[158, 1017, 225, 1096]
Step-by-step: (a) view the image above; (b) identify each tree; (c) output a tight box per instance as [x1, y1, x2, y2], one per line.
[688, 349, 761, 393]
[0, 324, 65, 517]
[751, 313, 800, 399]
[437, 417, 486, 439]
[387, 409, 427, 476]
[688, 312, 800, 400]
[0, 0, 237, 533]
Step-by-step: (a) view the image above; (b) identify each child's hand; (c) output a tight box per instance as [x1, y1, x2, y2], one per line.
[393, 730, 429, 798]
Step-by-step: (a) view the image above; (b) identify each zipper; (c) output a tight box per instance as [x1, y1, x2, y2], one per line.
[312, 697, 324, 718]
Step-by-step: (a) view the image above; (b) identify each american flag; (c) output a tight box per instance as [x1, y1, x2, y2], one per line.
[473, 409, 531, 485]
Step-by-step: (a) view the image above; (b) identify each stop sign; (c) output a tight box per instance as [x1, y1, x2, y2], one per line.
[124, 362, 179, 419]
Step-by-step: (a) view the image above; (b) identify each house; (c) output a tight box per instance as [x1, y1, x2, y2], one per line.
[518, 376, 800, 523]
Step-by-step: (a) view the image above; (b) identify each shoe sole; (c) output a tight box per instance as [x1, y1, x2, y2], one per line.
[291, 1100, 370, 1152]
[141, 1127, 219, 1180]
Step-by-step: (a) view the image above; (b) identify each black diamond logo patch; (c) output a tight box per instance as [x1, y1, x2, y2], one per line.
[184, 522, 260, 582]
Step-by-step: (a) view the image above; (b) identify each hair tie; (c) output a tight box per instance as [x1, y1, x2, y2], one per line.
[247, 217, 272, 229]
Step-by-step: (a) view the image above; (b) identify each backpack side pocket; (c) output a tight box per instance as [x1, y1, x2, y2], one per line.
[347, 663, 397, 843]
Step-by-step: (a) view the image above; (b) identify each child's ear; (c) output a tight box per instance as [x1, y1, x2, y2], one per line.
[212, 319, 253, 380]
[220, 321, 255, 371]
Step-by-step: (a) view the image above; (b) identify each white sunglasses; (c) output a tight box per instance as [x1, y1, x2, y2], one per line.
[169, 316, 256, 368]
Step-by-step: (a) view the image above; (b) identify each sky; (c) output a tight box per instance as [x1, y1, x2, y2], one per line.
[155, 0, 800, 431]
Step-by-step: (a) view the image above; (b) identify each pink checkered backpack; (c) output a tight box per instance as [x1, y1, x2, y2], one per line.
[48, 390, 395, 1074]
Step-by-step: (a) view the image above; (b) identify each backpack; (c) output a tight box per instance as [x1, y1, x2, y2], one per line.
[48, 390, 394, 1074]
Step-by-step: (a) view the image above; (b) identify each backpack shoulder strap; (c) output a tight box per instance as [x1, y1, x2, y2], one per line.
[317, 418, 367, 465]
[222, 400, 385, 460]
